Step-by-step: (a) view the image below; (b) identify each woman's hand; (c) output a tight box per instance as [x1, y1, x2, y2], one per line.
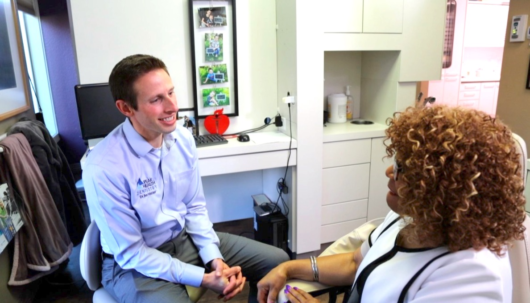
[257, 264, 289, 303]
[284, 285, 320, 303]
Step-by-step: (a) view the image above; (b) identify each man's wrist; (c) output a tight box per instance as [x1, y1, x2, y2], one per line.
[206, 258, 222, 271]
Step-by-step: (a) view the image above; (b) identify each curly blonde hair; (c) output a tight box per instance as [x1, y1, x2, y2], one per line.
[385, 106, 526, 255]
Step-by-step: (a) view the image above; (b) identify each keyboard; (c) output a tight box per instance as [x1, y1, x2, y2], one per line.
[193, 134, 228, 147]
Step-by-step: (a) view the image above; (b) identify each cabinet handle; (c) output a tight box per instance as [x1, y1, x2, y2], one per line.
[464, 85, 477, 89]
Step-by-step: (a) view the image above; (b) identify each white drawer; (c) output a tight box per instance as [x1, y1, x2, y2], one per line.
[321, 218, 367, 244]
[460, 83, 481, 91]
[459, 99, 478, 108]
[459, 91, 480, 101]
[323, 163, 370, 205]
[323, 139, 371, 168]
[481, 82, 498, 89]
[322, 199, 368, 225]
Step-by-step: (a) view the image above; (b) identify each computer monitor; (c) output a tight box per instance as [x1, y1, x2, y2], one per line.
[74, 83, 124, 141]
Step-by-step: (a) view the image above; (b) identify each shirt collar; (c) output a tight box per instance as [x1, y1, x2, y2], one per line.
[123, 118, 176, 157]
[123, 118, 154, 158]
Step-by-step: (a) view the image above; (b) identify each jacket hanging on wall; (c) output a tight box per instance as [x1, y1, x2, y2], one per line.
[0, 134, 72, 286]
[8, 119, 87, 245]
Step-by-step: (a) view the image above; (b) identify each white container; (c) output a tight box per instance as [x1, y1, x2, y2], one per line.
[327, 93, 347, 123]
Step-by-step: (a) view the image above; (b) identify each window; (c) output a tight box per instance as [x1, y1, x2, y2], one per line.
[17, 9, 57, 137]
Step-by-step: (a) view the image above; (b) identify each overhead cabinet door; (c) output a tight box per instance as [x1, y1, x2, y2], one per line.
[363, 0, 404, 33]
[323, 0, 363, 33]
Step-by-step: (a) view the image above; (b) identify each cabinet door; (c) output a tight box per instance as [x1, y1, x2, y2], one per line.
[464, 3, 509, 48]
[459, 91, 480, 101]
[323, 0, 363, 33]
[322, 164, 370, 205]
[460, 83, 481, 91]
[479, 82, 498, 116]
[442, 73, 460, 107]
[363, 0, 404, 33]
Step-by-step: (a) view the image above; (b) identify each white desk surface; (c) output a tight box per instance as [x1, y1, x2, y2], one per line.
[323, 121, 387, 143]
[81, 131, 297, 177]
[198, 131, 297, 159]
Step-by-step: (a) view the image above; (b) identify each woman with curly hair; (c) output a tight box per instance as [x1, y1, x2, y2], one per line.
[257, 106, 527, 303]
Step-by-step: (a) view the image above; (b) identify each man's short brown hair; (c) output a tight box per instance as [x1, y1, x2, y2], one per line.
[108, 54, 169, 110]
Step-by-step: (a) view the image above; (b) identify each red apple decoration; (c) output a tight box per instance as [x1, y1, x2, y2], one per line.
[204, 108, 230, 135]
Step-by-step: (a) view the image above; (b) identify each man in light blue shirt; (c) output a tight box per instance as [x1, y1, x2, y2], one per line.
[83, 54, 288, 303]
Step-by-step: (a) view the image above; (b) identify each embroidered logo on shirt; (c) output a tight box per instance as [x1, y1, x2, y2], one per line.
[136, 178, 157, 199]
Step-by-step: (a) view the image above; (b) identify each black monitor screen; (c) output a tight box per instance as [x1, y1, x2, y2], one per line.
[75, 83, 124, 140]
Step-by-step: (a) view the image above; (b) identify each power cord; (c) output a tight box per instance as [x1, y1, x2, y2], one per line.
[271, 102, 292, 216]
[223, 117, 273, 136]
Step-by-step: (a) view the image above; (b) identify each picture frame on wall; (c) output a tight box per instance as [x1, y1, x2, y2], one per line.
[0, 0, 31, 121]
[526, 56, 530, 89]
[177, 108, 198, 136]
[189, 0, 238, 119]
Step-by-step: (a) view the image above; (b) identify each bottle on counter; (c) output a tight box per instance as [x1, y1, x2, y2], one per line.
[345, 85, 353, 121]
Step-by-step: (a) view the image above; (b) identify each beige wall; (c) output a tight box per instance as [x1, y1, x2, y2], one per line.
[497, 0, 530, 151]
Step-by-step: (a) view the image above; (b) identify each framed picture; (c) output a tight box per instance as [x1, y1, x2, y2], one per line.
[189, 0, 238, 119]
[526, 56, 530, 89]
[177, 108, 198, 136]
[204, 33, 223, 62]
[202, 87, 230, 108]
[197, 6, 228, 28]
[0, 0, 31, 121]
[199, 63, 228, 85]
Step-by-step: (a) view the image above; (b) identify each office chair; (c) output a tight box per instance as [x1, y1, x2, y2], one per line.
[80, 221, 207, 302]
[278, 134, 530, 303]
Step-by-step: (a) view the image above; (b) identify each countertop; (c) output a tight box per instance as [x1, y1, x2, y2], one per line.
[323, 121, 387, 143]
[460, 77, 500, 83]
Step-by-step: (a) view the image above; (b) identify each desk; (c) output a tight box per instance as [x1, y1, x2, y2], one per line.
[196, 132, 296, 176]
[80, 131, 297, 246]
[81, 131, 297, 176]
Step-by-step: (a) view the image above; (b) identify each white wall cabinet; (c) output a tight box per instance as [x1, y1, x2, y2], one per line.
[277, 0, 445, 253]
[323, 0, 403, 33]
[363, 0, 404, 33]
[478, 82, 499, 116]
[323, 0, 363, 33]
[464, 3, 509, 48]
[458, 81, 498, 117]
[321, 136, 390, 244]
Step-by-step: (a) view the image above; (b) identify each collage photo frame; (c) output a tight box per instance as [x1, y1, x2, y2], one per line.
[189, 0, 238, 120]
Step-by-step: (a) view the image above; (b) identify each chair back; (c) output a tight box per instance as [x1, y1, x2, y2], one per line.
[80, 220, 207, 302]
[509, 214, 530, 303]
[509, 133, 530, 303]
[513, 133, 527, 185]
[80, 220, 103, 291]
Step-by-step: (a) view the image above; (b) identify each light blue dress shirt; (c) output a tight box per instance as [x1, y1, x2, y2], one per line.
[83, 119, 222, 287]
